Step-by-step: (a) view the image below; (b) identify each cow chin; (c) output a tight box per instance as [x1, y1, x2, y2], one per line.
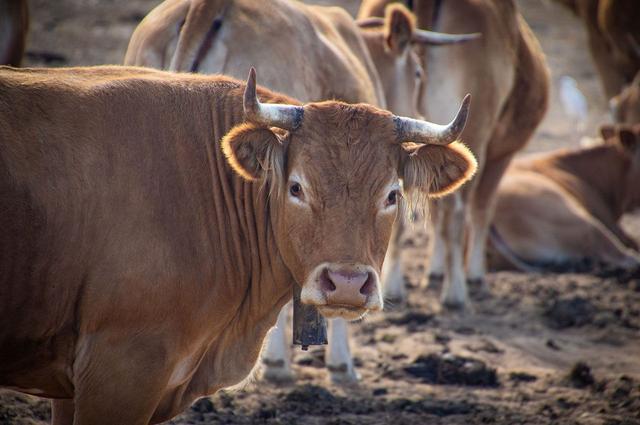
[317, 305, 369, 321]
[300, 262, 384, 321]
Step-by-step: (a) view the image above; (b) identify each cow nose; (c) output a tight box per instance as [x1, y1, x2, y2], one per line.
[320, 267, 374, 307]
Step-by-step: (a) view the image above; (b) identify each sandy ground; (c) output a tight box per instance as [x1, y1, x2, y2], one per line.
[2, 1, 640, 424]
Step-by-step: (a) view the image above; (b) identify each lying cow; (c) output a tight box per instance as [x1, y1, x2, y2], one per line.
[358, 0, 550, 309]
[125, 0, 477, 383]
[0, 0, 29, 66]
[0, 66, 475, 424]
[489, 124, 640, 271]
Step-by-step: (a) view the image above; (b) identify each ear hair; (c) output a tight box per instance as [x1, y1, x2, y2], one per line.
[401, 141, 477, 205]
[221, 123, 286, 197]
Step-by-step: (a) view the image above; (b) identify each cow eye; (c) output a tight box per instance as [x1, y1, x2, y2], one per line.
[386, 190, 400, 207]
[289, 182, 302, 198]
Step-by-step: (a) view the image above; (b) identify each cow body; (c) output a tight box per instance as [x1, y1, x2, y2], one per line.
[0, 66, 475, 423]
[125, 0, 437, 383]
[359, 0, 550, 308]
[0, 0, 28, 66]
[490, 126, 640, 270]
[0, 66, 293, 423]
[557, 0, 640, 100]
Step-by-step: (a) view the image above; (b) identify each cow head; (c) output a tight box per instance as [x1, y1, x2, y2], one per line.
[610, 72, 640, 124]
[223, 69, 477, 320]
[601, 124, 640, 213]
[357, 4, 480, 119]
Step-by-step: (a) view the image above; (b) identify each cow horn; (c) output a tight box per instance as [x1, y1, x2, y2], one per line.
[394, 94, 471, 145]
[243, 67, 303, 130]
[412, 29, 481, 45]
[356, 17, 385, 28]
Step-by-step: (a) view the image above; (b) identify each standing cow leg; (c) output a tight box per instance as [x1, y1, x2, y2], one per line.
[467, 153, 515, 284]
[381, 218, 406, 306]
[260, 303, 294, 382]
[51, 399, 74, 425]
[425, 202, 446, 286]
[326, 318, 358, 384]
[439, 191, 469, 309]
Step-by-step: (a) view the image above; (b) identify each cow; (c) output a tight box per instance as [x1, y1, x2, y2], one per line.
[358, 0, 550, 310]
[555, 0, 640, 101]
[0, 65, 476, 424]
[125, 0, 478, 383]
[611, 70, 640, 124]
[0, 0, 29, 66]
[488, 124, 640, 271]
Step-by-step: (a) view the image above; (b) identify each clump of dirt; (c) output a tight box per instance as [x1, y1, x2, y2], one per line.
[543, 296, 598, 328]
[403, 353, 499, 387]
[566, 362, 595, 388]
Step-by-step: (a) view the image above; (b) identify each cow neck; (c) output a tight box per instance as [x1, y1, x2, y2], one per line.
[183, 89, 294, 397]
[537, 145, 629, 221]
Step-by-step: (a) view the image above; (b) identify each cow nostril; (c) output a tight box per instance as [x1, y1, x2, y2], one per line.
[320, 268, 336, 292]
[359, 272, 375, 296]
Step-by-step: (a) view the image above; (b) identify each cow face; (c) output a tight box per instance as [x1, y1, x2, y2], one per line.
[601, 124, 640, 213]
[359, 4, 426, 118]
[610, 72, 640, 124]
[223, 69, 476, 320]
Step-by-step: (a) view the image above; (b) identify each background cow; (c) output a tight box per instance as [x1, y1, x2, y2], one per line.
[125, 0, 477, 383]
[358, 0, 550, 309]
[0, 0, 29, 66]
[0, 66, 475, 424]
[489, 124, 640, 271]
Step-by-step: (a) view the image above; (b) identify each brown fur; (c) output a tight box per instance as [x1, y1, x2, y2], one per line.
[491, 125, 640, 269]
[611, 70, 640, 124]
[0, 66, 475, 423]
[0, 0, 29, 66]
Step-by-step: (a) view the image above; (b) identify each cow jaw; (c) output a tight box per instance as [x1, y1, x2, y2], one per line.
[300, 262, 383, 321]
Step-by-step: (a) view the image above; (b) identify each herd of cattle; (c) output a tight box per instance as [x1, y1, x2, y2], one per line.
[0, 0, 639, 423]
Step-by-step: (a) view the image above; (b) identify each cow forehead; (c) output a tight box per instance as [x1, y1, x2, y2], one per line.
[286, 103, 399, 194]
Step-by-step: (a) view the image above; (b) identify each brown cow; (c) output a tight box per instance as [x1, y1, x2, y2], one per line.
[0, 0, 29, 66]
[359, 0, 550, 309]
[611, 70, 640, 124]
[489, 125, 640, 271]
[125, 0, 478, 383]
[0, 66, 475, 424]
[556, 0, 640, 100]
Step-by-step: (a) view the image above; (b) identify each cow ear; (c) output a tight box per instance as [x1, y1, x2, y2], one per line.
[600, 124, 616, 141]
[617, 127, 639, 154]
[222, 123, 286, 181]
[401, 142, 477, 197]
[384, 4, 415, 54]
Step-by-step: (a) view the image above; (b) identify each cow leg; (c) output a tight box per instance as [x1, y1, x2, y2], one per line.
[467, 153, 515, 283]
[51, 399, 74, 425]
[381, 218, 406, 306]
[440, 192, 469, 309]
[260, 303, 294, 382]
[326, 318, 358, 384]
[72, 336, 170, 425]
[425, 202, 446, 285]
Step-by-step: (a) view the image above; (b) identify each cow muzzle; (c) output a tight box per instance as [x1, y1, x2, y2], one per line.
[300, 263, 383, 320]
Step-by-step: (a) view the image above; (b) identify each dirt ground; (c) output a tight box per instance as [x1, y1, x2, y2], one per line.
[2, 1, 640, 424]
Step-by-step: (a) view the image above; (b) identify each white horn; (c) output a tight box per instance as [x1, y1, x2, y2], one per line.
[243, 67, 303, 130]
[394, 94, 471, 145]
[412, 29, 481, 45]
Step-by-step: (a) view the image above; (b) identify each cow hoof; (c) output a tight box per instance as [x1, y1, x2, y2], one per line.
[440, 297, 469, 312]
[327, 363, 359, 385]
[261, 359, 295, 383]
[426, 273, 444, 292]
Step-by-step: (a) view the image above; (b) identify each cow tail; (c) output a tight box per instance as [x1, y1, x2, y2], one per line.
[488, 224, 541, 273]
[169, 0, 230, 72]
